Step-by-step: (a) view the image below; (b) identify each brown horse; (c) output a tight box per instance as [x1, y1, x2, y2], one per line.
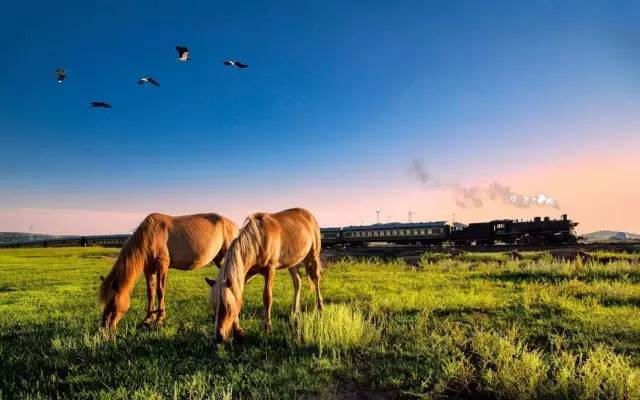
[99, 213, 238, 331]
[205, 208, 324, 343]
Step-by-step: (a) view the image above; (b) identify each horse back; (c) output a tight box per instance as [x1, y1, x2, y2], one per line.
[263, 208, 320, 266]
[165, 213, 228, 269]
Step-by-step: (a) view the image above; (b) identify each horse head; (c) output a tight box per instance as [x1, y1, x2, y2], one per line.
[99, 275, 131, 332]
[206, 276, 241, 343]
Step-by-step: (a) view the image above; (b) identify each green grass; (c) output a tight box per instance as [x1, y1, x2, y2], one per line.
[1, 247, 639, 399]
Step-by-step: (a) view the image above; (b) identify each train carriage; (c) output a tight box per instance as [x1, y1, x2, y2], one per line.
[341, 221, 449, 246]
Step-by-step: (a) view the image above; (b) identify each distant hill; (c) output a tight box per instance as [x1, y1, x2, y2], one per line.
[583, 230, 640, 242]
[0, 232, 58, 244]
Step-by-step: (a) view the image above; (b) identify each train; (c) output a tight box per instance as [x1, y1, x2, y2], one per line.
[1, 215, 578, 249]
[0, 234, 131, 249]
[320, 214, 578, 247]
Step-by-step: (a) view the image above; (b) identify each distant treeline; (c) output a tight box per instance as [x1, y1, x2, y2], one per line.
[0, 232, 58, 245]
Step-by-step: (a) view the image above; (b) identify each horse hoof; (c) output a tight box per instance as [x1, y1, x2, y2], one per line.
[137, 320, 153, 329]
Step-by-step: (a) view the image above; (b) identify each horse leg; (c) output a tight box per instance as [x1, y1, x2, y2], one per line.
[263, 266, 275, 332]
[289, 266, 302, 315]
[306, 254, 324, 311]
[138, 270, 157, 327]
[155, 255, 170, 325]
[213, 251, 224, 269]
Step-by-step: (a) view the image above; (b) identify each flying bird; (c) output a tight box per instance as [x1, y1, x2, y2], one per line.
[137, 76, 160, 87]
[55, 68, 66, 83]
[90, 101, 112, 108]
[223, 60, 248, 68]
[176, 46, 190, 62]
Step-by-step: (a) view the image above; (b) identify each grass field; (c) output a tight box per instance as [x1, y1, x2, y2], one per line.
[1, 247, 640, 399]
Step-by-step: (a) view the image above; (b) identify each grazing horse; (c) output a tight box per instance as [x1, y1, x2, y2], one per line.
[205, 208, 324, 343]
[99, 213, 238, 332]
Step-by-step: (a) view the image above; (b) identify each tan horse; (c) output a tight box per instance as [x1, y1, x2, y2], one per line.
[205, 208, 324, 342]
[99, 213, 238, 332]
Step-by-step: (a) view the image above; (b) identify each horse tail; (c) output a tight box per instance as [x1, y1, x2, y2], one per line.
[99, 213, 163, 304]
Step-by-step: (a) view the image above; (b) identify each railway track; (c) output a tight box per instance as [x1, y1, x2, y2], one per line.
[322, 242, 640, 263]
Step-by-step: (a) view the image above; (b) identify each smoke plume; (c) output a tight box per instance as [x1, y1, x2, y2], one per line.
[409, 159, 560, 209]
[455, 186, 483, 208]
[409, 159, 441, 187]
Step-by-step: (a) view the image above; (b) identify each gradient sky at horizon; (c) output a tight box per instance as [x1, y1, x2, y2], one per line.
[1, 1, 639, 235]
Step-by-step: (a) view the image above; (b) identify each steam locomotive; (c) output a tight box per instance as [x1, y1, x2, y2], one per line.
[320, 214, 578, 247]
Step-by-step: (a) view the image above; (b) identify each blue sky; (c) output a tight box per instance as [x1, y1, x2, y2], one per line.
[1, 1, 640, 233]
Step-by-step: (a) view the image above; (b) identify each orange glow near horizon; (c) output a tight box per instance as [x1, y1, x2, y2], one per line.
[1, 152, 638, 236]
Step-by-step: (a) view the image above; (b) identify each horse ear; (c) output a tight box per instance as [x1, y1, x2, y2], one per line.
[99, 275, 105, 282]
[204, 277, 216, 287]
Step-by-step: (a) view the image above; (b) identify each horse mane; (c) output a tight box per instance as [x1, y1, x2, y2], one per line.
[221, 214, 265, 288]
[98, 214, 161, 304]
